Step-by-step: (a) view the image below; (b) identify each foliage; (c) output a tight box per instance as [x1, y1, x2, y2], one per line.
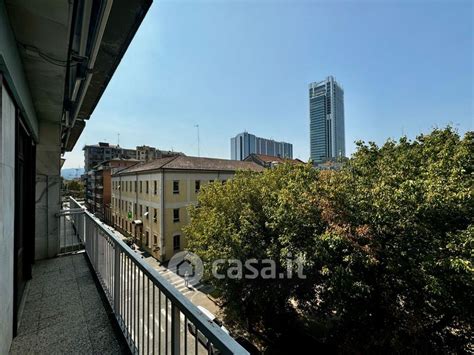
[184, 127, 473, 352]
[65, 179, 84, 192]
[63, 179, 85, 199]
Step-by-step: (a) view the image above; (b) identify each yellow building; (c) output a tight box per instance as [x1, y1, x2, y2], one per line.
[111, 156, 263, 261]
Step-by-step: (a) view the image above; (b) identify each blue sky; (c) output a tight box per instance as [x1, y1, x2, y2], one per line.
[63, 0, 473, 168]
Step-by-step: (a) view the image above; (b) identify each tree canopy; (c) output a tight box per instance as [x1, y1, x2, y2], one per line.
[184, 127, 473, 352]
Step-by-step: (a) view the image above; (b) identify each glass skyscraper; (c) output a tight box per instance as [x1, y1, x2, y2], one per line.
[230, 132, 293, 161]
[309, 76, 345, 163]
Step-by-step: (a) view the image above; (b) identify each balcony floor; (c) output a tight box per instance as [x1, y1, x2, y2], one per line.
[10, 253, 129, 354]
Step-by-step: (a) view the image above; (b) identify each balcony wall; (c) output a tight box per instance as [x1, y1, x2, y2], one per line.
[0, 76, 16, 355]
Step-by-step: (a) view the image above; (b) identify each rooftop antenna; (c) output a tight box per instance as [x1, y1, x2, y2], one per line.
[195, 124, 200, 157]
[117, 132, 120, 147]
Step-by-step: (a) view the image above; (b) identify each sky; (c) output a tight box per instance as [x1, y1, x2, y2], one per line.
[63, 0, 473, 169]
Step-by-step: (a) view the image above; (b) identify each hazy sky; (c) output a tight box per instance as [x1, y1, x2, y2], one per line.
[63, 0, 473, 169]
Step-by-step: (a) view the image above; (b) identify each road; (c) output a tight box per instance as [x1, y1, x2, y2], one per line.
[115, 254, 215, 354]
[93, 221, 221, 354]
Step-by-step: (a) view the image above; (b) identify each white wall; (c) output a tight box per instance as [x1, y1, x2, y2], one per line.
[0, 1, 38, 140]
[0, 84, 16, 354]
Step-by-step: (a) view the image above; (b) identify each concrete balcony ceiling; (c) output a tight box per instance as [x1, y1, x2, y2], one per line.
[5, 0, 152, 152]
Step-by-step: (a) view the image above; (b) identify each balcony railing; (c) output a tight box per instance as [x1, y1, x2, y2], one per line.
[62, 197, 247, 355]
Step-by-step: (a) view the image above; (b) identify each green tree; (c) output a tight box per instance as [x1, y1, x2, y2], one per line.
[185, 164, 324, 338]
[308, 127, 474, 352]
[184, 127, 473, 352]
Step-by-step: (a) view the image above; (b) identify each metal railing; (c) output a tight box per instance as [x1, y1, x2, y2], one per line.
[64, 197, 247, 355]
[58, 200, 86, 254]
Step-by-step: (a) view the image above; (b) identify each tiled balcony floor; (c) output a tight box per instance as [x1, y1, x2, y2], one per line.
[10, 253, 129, 354]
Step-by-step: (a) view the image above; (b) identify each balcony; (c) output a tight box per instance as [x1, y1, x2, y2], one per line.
[10, 253, 128, 354]
[11, 197, 247, 354]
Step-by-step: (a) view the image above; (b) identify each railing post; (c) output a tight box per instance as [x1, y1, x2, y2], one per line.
[114, 245, 121, 313]
[171, 303, 181, 355]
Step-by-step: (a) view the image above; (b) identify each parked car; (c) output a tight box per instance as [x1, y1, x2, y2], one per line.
[187, 306, 229, 354]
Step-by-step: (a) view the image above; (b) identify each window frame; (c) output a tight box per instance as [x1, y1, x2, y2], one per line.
[173, 180, 179, 194]
[173, 234, 181, 251]
[173, 208, 180, 222]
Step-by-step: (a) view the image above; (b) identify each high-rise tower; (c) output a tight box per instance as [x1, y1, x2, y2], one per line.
[309, 76, 345, 163]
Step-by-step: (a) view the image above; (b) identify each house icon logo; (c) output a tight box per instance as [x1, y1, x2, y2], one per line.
[168, 251, 203, 287]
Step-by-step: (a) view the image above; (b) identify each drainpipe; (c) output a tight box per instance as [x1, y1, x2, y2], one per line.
[160, 170, 165, 262]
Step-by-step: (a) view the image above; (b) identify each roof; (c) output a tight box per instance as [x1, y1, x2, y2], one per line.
[114, 156, 264, 175]
[244, 153, 304, 165]
[83, 143, 120, 149]
[92, 157, 141, 169]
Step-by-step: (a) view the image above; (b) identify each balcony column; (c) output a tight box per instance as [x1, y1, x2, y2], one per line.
[35, 120, 61, 259]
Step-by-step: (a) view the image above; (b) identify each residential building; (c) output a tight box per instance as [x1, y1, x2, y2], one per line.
[309, 76, 346, 163]
[85, 158, 139, 221]
[230, 131, 293, 161]
[111, 156, 263, 261]
[244, 153, 305, 168]
[0, 0, 152, 351]
[83, 142, 137, 171]
[84, 143, 183, 171]
[136, 145, 184, 162]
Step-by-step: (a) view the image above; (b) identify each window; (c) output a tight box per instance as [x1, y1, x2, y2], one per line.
[145, 231, 149, 246]
[173, 180, 179, 194]
[140, 181, 142, 193]
[154, 180, 157, 195]
[134, 181, 137, 192]
[173, 235, 181, 251]
[146, 181, 149, 194]
[195, 180, 201, 193]
[145, 206, 149, 219]
[139, 204, 142, 217]
[134, 203, 137, 216]
[153, 208, 157, 223]
[173, 208, 180, 222]
[153, 234, 158, 245]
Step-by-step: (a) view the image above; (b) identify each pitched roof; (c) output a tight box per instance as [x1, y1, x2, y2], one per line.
[114, 156, 264, 175]
[245, 153, 304, 165]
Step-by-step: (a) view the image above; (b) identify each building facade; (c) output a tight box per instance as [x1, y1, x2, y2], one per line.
[85, 158, 139, 221]
[309, 76, 345, 163]
[230, 132, 293, 161]
[136, 145, 184, 162]
[111, 156, 263, 262]
[83, 143, 137, 171]
[84, 143, 183, 171]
